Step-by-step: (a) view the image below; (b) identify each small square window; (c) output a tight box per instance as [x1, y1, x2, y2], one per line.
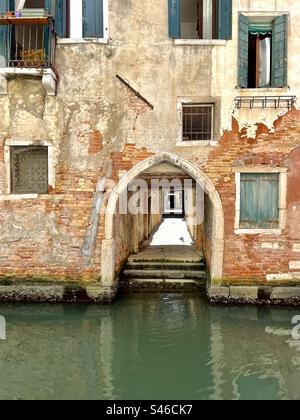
[182, 104, 213, 141]
[10, 146, 49, 195]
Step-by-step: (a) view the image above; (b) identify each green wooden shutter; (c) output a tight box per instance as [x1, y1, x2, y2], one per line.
[82, 0, 104, 38]
[0, 0, 7, 13]
[55, 0, 67, 38]
[45, 0, 53, 16]
[0, 0, 9, 67]
[240, 174, 279, 229]
[217, 0, 232, 40]
[238, 14, 249, 88]
[44, 0, 54, 64]
[258, 174, 279, 229]
[168, 0, 180, 39]
[271, 15, 288, 88]
[240, 174, 259, 228]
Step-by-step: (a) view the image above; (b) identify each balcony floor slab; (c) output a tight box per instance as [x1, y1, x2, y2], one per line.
[0, 68, 57, 96]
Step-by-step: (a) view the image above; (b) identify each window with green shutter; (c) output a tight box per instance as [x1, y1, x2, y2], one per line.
[240, 173, 279, 229]
[238, 14, 288, 88]
[53, 1, 104, 40]
[169, 0, 232, 40]
[54, 0, 67, 38]
[272, 15, 288, 88]
[82, 0, 103, 39]
[0, 0, 9, 66]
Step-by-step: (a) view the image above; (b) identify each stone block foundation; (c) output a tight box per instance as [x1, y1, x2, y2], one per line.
[0, 282, 117, 304]
[208, 285, 300, 305]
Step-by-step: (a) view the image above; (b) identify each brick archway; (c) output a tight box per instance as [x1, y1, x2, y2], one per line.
[101, 152, 224, 287]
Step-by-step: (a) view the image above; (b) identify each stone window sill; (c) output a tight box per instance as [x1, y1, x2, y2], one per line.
[176, 140, 218, 147]
[237, 87, 290, 95]
[0, 194, 53, 201]
[174, 39, 227, 46]
[57, 38, 109, 45]
[235, 229, 282, 235]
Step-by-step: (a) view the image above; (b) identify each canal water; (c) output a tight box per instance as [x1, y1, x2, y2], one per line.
[0, 293, 300, 400]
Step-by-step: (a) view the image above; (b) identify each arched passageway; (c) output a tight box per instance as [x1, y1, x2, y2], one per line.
[101, 152, 224, 288]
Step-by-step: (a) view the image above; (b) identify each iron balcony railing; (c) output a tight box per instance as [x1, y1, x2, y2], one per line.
[0, 16, 55, 69]
[235, 96, 297, 110]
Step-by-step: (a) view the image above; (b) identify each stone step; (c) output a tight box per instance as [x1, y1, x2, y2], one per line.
[128, 255, 204, 263]
[123, 269, 206, 280]
[119, 277, 207, 292]
[125, 261, 205, 271]
[122, 278, 205, 285]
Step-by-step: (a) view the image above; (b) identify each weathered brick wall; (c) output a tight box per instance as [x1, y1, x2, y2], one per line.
[0, 0, 300, 286]
[108, 110, 300, 286]
[203, 110, 300, 285]
[1, 109, 300, 284]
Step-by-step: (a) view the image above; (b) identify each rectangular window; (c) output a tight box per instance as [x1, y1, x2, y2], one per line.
[10, 146, 48, 194]
[240, 173, 279, 229]
[182, 104, 213, 141]
[58, 0, 104, 39]
[239, 14, 288, 88]
[169, 0, 232, 40]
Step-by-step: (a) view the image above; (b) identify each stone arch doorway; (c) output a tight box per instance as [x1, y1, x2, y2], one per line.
[101, 152, 224, 288]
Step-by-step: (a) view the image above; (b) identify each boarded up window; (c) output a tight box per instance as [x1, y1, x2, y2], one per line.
[183, 104, 213, 141]
[11, 146, 48, 194]
[240, 173, 279, 229]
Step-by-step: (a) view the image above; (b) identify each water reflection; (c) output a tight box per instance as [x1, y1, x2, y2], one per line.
[209, 305, 300, 400]
[0, 295, 299, 400]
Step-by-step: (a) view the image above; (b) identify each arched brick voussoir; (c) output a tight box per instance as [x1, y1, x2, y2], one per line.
[102, 152, 225, 287]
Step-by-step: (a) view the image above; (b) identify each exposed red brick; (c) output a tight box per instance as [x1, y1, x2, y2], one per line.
[88, 130, 103, 155]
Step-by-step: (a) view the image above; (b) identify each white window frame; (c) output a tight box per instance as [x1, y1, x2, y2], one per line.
[57, 0, 109, 44]
[234, 167, 287, 235]
[176, 98, 218, 147]
[2, 140, 54, 199]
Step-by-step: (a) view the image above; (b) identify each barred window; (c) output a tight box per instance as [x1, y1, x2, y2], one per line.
[10, 146, 49, 194]
[182, 104, 214, 141]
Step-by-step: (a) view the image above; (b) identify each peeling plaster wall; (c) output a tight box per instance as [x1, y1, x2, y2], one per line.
[0, 0, 300, 284]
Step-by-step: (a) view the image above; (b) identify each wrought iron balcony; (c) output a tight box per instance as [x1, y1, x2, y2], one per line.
[0, 16, 55, 69]
[0, 15, 57, 95]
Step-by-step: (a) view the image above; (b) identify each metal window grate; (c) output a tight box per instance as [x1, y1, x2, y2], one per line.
[182, 104, 213, 141]
[11, 146, 48, 194]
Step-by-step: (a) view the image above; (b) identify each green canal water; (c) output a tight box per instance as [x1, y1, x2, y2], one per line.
[0, 293, 300, 400]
